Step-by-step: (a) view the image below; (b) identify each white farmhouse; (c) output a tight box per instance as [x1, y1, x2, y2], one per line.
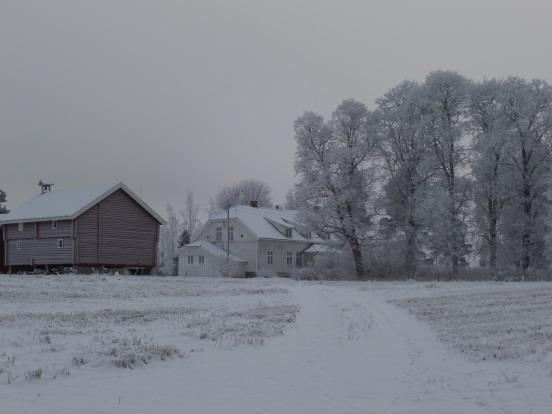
[178, 203, 334, 277]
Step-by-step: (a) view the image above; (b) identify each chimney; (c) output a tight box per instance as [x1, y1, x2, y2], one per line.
[38, 180, 54, 194]
[249, 200, 258, 208]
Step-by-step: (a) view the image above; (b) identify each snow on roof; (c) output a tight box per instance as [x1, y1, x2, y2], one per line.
[207, 205, 314, 241]
[184, 241, 247, 263]
[0, 182, 165, 225]
[303, 243, 334, 254]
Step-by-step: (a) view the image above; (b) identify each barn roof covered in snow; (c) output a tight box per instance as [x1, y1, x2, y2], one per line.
[0, 182, 165, 225]
[202, 205, 325, 242]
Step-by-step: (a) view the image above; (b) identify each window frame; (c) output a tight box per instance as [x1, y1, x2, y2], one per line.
[188, 255, 194, 265]
[18, 223, 24, 232]
[286, 251, 293, 266]
[57, 239, 64, 249]
[296, 252, 302, 267]
[285, 228, 292, 238]
[199, 255, 205, 264]
[216, 226, 223, 241]
[16, 240, 23, 250]
[267, 250, 273, 265]
[51, 220, 58, 230]
[228, 226, 234, 241]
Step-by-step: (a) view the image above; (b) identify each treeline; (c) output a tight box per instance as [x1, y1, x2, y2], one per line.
[0, 189, 8, 214]
[289, 71, 552, 279]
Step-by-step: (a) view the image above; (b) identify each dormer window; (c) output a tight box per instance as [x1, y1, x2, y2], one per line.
[285, 228, 292, 238]
[51, 221, 58, 230]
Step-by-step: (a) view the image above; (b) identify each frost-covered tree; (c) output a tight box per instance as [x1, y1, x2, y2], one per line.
[376, 81, 435, 276]
[235, 179, 273, 207]
[423, 71, 472, 275]
[284, 189, 301, 209]
[293, 99, 378, 278]
[468, 79, 510, 271]
[498, 78, 552, 272]
[215, 179, 273, 211]
[0, 188, 7, 214]
[157, 204, 181, 275]
[180, 190, 200, 237]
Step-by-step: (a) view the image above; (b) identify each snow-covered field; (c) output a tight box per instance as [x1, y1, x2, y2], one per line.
[1, 275, 551, 413]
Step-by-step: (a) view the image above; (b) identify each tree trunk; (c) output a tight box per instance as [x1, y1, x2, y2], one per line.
[448, 188, 460, 278]
[521, 187, 531, 274]
[343, 203, 365, 279]
[405, 215, 417, 278]
[487, 198, 498, 274]
[349, 236, 365, 279]
[488, 218, 497, 271]
[521, 148, 531, 275]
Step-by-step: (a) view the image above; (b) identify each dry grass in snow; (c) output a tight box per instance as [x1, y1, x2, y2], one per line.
[388, 282, 552, 364]
[0, 274, 298, 384]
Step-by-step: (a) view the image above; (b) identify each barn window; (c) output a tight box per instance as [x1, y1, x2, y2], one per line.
[229, 226, 234, 241]
[51, 221, 58, 230]
[285, 228, 292, 238]
[267, 250, 273, 265]
[18, 223, 24, 232]
[187, 255, 194, 264]
[296, 252, 302, 267]
[57, 239, 64, 249]
[199, 255, 205, 264]
[286, 252, 293, 265]
[216, 226, 222, 241]
[16, 240, 22, 250]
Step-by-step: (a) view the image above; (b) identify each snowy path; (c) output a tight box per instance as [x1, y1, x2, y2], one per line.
[3, 282, 548, 413]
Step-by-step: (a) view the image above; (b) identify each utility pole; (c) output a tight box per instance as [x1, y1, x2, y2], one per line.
[226, 206, 230, 264]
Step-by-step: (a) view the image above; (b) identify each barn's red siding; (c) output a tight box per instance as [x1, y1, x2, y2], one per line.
[75, 189, 159, 268]
[0, 227, 5, 272]
[2, 188, 161, 270]
[75, 205, 99, 264]
[4, 220, 74, 267]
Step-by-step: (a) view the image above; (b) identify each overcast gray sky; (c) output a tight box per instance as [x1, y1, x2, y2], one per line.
[2, 0, 552, 215]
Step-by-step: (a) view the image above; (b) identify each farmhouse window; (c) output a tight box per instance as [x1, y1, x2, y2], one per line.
[296, 252, 302, 267]
[285, 228, 292, 238]
[16, 240, 22, 250]
[286, 252, 293, 265]
[267, 250, 273, 265]
[18, 223, 24, 232]
[229, 226, 234, 241]
[199, 255, 205, 264]
[188, 255, 194, 264]
[52, 221, 58, 230]
[216, 226, 222, 241]
[57, 239, 64, 249]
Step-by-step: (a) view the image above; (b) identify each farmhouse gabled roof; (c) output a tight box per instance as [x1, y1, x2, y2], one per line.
[203, 205, 324, 242]
[0, 182, 166, 225]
